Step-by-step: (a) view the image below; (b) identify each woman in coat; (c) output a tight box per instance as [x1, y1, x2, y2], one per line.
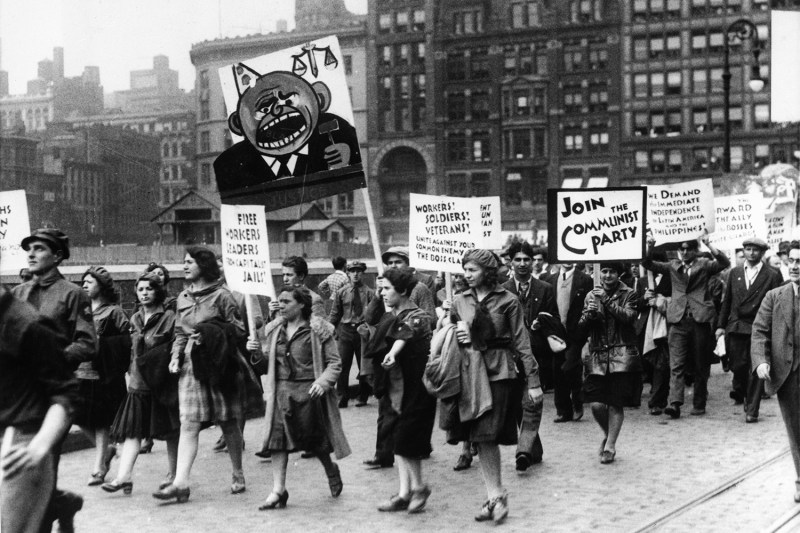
[153, 246, 247, 503]
[371, 267, 436, 514]
[103, 272, 178, 494]
[449, 249, 543, 524]
[248, 285, 350, 510]
[80, 266, 130, 486]
[578, 261, 642, 465]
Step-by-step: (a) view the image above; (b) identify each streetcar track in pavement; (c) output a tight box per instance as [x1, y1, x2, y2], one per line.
[764, 505, 800, 533]
[631, 446, 790, 533]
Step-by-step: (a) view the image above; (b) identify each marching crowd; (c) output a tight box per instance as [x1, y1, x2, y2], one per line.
[4, 225, 800, 532]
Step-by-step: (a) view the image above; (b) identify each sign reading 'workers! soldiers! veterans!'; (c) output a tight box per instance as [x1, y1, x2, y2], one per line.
[0, 190, 31, 274]
[547, 187, 647, 263]
[647, 179, 715, 246]
[408, 193, 501, 273]
[220, 204, 275, 297]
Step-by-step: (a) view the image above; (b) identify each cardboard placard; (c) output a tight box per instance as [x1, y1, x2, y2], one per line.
[547, 187, 646, 262]
[647, 179, 715, 245]
[220, 204, 275, 297]
[215, 35, 365, 212]
[0, 190, 31, 274]
[709, 194, 768, 251]
[408, 194, 501, 273]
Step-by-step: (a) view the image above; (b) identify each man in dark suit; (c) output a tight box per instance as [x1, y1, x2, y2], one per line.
[752, 243, 800, 501]
[642, 234, 730, 418]
[542, 263, 593, 423]
[716, 237, 783, 423]
[502, 241, 556, 470]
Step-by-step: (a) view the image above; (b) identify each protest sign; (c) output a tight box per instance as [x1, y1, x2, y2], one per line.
[766, 201, 796, 250]
[647, 179, 715, 246]
[220, 204, 275, 297]
[0, 190, 31, 274]
[709, 194, 768, 251]
[215, 35, 365, 212]
[547, 187, 646, 263]
[408, 194, 501, 273]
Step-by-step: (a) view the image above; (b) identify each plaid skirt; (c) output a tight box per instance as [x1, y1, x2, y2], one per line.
[178, 354, 243, 424]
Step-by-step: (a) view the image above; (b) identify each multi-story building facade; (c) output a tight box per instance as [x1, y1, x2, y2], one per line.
[369, 0, 621, 242]
[620, 0, 796, 186]
[186, 0, 369, 245]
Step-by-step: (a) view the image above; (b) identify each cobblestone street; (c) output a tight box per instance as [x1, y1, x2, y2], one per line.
[54, 367, 798, 532]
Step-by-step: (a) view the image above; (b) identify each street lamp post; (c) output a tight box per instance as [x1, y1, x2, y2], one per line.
[722, 18, 765, 173]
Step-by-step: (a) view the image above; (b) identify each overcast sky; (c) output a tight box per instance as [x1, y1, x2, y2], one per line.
[0, 0, 366, 95]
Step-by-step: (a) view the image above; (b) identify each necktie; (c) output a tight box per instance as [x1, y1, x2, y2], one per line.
[351, 284, 363, 319]
[276, 155, 293, 178]
[519, 281, 530, 306]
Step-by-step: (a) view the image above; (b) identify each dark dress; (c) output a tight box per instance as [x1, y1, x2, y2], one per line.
[266, 324, 332, 453]
[110, 306, 179, 441]
[375, 306, 437, 459]
[75, 303, 130, 429]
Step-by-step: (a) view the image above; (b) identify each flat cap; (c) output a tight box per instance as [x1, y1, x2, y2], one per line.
[742, 237, 769, 250]
[21, 228, 70, 260]
[381, 246, 409, 265]
[346, 260, 367, 272]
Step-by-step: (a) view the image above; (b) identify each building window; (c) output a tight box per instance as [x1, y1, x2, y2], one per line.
[635, 150, 649, 171]
[651, 150, 666, 172]
[754, 104, 770, 128]
[650, 72, 665, 97]
[533, 128, 547, 157]
[447, 52, 466, 81]
[564, 128, 583, 154]
[447, 91, 466, 120]
[536, 51, 548, 75]
[532, 88, 546, 115]
[710, 106, 725, 131]
[447, 132, 467, 162]
[448, 173, 468, 196]
[471, 90, 490, 120]
[415, 43, 426, 63]
[200, 131, 210, 153]
[665, 34, 681, 57]
[668, 149, 683, 172]
[650, 36, 665, 59]
[729, 106, 743, 130]
[693, 147, 710, 170]
[755, 144, 770, 167]
[200, 163, 211, 186]
[199, 100, 210, 121]
[589, 126, 609, 153]
[692, 69, 707, 93]
[586, 166, 609, 188]
[634, 74, 648, 98]
[380, 76, 392, 101]
[199, 70, 209, 89]
[470, 49, 490, 79]
[344, 55, 353, 75]
[564, 49, 583, 72]
[162, 143, 170, 157]
[511, 1, 540, 28]
[588, 46, 607, 70]
[412, 9, 425, 31]
[473, 131, 491, 162]
[634, 112, 649, 136]
[666, 71, 682, 95]
[504, 129, 531, 159]
[651, 111, 665, 135]
[379, 13, 392, 33]
[564, 85, 583, 113]
[667, 109, 682, 135]
[397, 44, 410, 66]
[453, 9, 483, 34]
[414, 74, 426, 98]
[588, 84, 607, 112]
[692, 31, 707, 52]
[338, 191, 354, 214]
[634, 38, 648, 61]
[381, 46, 392, 67]
[396, 11, 409, 32]
[399, 75, 410, 99]
[633, 0, 648, 22]
[731, 145, 744, 170]
[693, 107, 708, 133]
[710, 67, 724, 93]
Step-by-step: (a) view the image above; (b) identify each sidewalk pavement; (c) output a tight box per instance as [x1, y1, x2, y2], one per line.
[53, 366, 798, 532]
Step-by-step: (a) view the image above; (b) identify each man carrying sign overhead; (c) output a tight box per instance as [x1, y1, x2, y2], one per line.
[642, 233, 730, 419]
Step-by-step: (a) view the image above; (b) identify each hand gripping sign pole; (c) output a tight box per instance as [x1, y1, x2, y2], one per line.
[361, 188, 384, 276]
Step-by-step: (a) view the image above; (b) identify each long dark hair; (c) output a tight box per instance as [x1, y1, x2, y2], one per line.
[186, 245, 220, 281]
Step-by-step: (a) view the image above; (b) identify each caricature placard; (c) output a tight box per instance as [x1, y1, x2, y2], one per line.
[216, 36, 365, 212]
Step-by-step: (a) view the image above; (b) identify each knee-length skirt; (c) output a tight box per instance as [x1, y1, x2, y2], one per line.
[178, 354, 243, 424]
[265, 380, 332, 454]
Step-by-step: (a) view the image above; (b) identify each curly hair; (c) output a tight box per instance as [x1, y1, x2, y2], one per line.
[507, 240, 535, 259]
[83, 266, 119, 304]
[145, 262, 171, 285]
[136, 272, 167, 306]
[186, 245, 220, 281]
[278, 284, 313, 320]
[382, 266, 418, 297]
[282, 255, 309, 278]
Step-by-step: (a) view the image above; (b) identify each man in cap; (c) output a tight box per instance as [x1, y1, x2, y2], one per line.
[752, 242, 800, 501]
[0, 245, 80, 533]
[12, 228, 96, 533]
[642, 233, 730, 418]
[328, 261, 374, 408]
[716, 237, 783, 422]
[268, 255, 326, 319]
[361, 247, 437, 469]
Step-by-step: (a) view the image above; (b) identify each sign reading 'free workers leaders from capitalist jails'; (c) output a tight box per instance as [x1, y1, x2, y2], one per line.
[547, 187, 647, 263]
[220, 204, 275, 297]
[0, 190, 31, 275]
[409, 193, 501, 273]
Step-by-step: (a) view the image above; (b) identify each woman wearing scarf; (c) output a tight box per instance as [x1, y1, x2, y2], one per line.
[448, 249, 543, 524]
[578, 262, 642, 465]
[247, 285, 349, 510]
[153, 246, 247, 503]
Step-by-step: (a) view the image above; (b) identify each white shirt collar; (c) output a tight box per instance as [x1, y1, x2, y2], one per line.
[263, 145, 310, 176]
[560, 268, 575, 281]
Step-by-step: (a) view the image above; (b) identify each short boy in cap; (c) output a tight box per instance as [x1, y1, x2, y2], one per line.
[12, 228, 95, 533]
[328, 261, 375, 408]
[716, 236, 783, 422]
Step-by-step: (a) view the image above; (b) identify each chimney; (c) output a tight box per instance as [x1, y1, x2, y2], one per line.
[53, 47, 64, 80]
[276, 19, 288, 32]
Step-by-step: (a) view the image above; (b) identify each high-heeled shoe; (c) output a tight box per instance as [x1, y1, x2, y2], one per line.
[140, 439, 154, 454]
[326, 463, 343, 497]
[152, 484, 190, 503]
[101, 480, 133, 495]
[87, 470, 107, 486]
[158, 473, 175, 490]
[231, 470, 246, 494]
[258, 490, 288, 510]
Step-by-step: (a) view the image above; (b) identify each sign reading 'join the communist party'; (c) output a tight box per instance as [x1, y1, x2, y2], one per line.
[547, 187, 647, 263]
